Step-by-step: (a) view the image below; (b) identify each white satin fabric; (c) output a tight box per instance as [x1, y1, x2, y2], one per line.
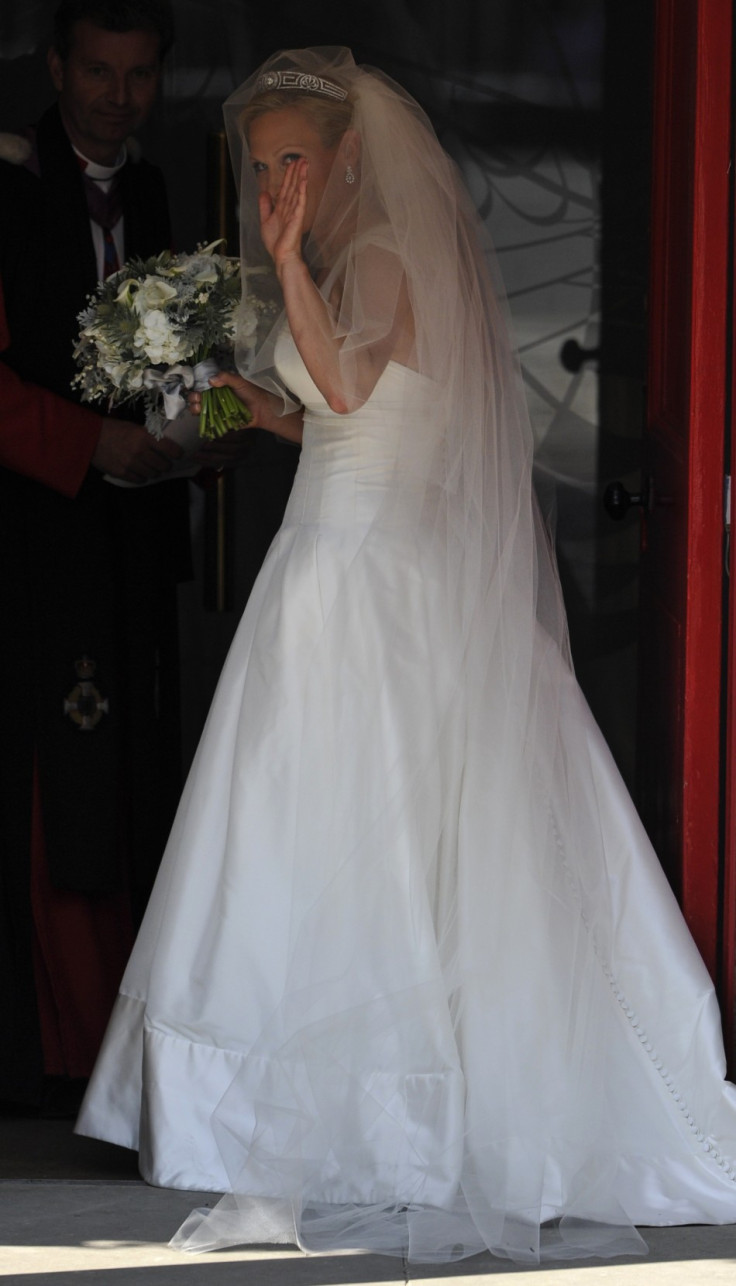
[77, 334, 736, 1264]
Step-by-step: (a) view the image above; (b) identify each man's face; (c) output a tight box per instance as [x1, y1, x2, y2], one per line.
[48, 20, 162, 165]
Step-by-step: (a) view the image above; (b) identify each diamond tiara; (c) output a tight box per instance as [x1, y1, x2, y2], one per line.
[254, 70, 348, 102]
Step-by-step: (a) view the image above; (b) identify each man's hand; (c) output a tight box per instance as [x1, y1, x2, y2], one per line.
[189, 427, 255, 471]
[92, 418, 184, 483]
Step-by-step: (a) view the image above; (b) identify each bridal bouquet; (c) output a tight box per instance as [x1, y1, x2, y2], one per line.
[73, 241, 273, 440]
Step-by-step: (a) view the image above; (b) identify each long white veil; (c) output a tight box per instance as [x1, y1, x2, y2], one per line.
[170, 48, 734, 1264]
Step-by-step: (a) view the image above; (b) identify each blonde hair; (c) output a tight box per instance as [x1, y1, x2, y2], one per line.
[240, 90, 354, 151]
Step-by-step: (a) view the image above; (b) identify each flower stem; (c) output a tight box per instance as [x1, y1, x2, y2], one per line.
[198, 385, 252, 439]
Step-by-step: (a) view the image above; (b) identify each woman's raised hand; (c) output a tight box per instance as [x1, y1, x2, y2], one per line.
[259, 159, 308, 277]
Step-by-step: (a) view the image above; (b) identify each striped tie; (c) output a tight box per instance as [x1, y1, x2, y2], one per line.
[77, 155, 123, 278]
[101, 226, 120, 278]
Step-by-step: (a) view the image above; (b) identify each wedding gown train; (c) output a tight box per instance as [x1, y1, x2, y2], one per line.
[76, 333, 736, 1264]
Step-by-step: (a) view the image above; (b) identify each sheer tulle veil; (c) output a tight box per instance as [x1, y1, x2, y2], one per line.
[225, 43, 572, 703]
[169, 48, 716, 1263]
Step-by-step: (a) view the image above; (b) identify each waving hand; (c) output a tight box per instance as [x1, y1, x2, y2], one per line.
[259, 159, 309, 278]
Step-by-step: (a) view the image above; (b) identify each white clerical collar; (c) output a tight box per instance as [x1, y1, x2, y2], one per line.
[73, 144, 127, 180]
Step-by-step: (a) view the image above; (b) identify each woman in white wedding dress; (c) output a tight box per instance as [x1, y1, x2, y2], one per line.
[76, 47, 736, 1264]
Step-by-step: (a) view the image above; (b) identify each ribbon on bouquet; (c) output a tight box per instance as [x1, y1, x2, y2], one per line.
[142, 358, 221, 422]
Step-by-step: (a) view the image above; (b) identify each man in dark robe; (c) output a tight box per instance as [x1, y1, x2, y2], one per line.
[0, 0, 190, 1113]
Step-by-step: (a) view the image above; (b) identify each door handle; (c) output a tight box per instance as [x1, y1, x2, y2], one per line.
[603, 477, 652, 520]
[560, 339, 601, 372]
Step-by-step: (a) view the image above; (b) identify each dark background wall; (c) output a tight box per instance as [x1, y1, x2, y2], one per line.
[1, 2, 605, 252]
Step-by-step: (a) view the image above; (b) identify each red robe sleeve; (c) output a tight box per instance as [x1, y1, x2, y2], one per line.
[0, 276, 103, 498]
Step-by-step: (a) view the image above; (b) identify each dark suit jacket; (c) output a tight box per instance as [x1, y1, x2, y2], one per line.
[0, 104, 190, 995]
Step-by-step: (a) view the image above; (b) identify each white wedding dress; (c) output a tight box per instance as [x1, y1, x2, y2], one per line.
[77, 331, 736, 1264]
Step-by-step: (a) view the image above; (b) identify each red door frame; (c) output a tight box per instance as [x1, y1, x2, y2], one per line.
[723, 162, 736, 1059]
[647, 0, 732, 982]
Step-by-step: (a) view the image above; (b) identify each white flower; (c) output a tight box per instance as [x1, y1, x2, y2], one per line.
[235, 295, 261, 347]
[235, 299, 258, 343]
[132, 276, 178, 316]
[189, 258, 219, 285]
[115, 278, 140, 306]
[100, 359, 129, 384]
[133, 310, 186, 364]
[94, 338, 119, 362]
[198, 239, 226, 257]
[73, 241, 249, 432]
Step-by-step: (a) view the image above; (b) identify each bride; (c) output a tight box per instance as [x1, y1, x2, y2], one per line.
[76, 47, 736, 1264]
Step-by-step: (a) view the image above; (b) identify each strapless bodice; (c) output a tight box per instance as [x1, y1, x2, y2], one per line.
[274, 329, 440, 530]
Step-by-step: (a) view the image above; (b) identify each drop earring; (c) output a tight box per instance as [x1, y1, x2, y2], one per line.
[345, 163, 355, 184]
